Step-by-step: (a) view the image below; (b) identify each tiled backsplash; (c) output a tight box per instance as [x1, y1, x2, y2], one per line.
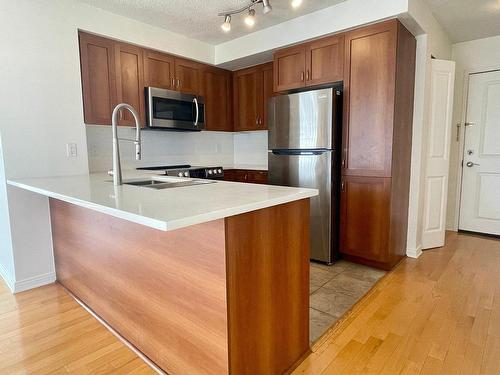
[86, 126, 268, 172]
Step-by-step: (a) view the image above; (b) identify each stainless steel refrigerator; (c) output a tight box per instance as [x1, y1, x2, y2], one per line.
[268, 87, 342, 264]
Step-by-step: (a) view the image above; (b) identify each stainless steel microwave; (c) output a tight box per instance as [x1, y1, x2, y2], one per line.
[146, 87, 205, 131]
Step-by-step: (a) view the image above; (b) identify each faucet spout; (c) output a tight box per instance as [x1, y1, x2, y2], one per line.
[111, 103, 142, 186]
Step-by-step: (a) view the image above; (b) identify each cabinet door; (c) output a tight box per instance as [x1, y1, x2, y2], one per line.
[340, 176, 391, 262]
[143, 50, 174, 90]
[261, 63, 274, 130]
[174, 58, 201, 94]
[234, 67, 261, 131]
[79, 32, 116, 125]
[114, 43, 145, 126]
[273, 45, 306, 92]
[305, 34, 344, 87]
[202, 68, 233, 131]
[247, 171, 268, 184]
[343, 20, 397, 177]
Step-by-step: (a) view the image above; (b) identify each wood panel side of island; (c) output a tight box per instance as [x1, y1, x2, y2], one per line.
[50, 197, 311, 375]
[49, 198, 229, 375]
[225, 198, 311, 375]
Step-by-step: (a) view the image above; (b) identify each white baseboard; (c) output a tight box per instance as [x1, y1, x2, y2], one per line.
[13, 272, 56, 293]
[0, 263, 15, 293]
[406, 244, 423, 259]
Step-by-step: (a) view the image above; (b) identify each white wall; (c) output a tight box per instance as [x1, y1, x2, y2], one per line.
[216, 0, 408, 68]
[402, 0, 452, 258]
[0, 0, 215, 292]
[87, 126, 234, 172]
[0, 134, 15, 290]
[233, 131, 268, 168]
[446, 35, 500, 230]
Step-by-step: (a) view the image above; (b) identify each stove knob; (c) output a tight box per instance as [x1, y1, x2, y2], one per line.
[178, 172, 183, 177]
[208, 170, 213, 175]
[218, 169, 222, 174]
[184, 172, 189, 177]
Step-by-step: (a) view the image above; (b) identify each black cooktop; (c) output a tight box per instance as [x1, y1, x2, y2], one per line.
[137, 165, 191, 171]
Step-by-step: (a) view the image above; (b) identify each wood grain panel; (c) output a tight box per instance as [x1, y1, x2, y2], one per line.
[50, 199, 228, 375]
[306, 34, 344, 86]
[262, 63, 274, 130]
[115, 43, 145, 126]
[202, 67, 233, 131]
[340, 176, 391, 263]
[174, 58, 201, 94]
[79, 32, 116, 125]
[143, 49, 174, 90]
[225, 199, 310, 375]
[343, 20, 397, 177]
[273, 46, 306, 92]
[233, 66, 260, 131]
[388, 22, 416, 266]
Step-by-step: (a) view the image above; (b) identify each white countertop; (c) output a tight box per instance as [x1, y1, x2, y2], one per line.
[7, 171, 317, 232]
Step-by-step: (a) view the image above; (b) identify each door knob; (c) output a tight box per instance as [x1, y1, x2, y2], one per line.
[466, 161, 480, 167]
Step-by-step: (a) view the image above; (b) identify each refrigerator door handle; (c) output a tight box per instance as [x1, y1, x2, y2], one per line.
[271, 149, 330, 156]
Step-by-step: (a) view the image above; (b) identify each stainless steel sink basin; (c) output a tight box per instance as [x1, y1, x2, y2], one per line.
[123, 178, 216, 190]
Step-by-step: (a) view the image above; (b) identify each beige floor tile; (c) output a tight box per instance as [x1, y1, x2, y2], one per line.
[310, 307, 338, 342]
[310, 287, 360, 318]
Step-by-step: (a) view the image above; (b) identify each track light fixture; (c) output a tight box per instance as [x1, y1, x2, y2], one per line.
[221, 0, 298, 32]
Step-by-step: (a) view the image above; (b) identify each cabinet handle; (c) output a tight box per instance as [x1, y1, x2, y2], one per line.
[300, 71, 304, 81]
[306, 70, 310, 81]
[256, 117, 259, 125]
[341, 179, 345, 192]
[177, 79, 180, 88]
[171, 77, 175, 87]
[119, 109, 123, 120]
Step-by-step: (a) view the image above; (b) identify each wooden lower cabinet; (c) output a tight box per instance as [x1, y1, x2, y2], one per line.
[224, 170, 268, 184]
[340, 176, 391, 264]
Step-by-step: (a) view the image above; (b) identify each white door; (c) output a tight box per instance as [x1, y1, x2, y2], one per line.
[459, 70, 500, 235]
[422, 59, 456, 249]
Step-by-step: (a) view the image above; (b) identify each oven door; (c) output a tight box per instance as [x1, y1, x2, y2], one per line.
[146, 87, 205, 131]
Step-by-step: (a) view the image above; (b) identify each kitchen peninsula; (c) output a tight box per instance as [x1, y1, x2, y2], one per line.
[8, 172, 317, 375]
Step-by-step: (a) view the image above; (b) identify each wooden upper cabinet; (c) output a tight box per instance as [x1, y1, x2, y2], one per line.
[79, 32, 116, 125]
[262, 63, 274, 129]
[234, 66, 261, 131]
[273, 35, 344, 92]
[143, 50, 174, 90]
[343, 21, 398, 177]
[233, 62, 273, 131]
[202, 67, 233, 132]
[273, 46, 306, 92]
[306, 34, 344, 86]
[174, 58, 202, 94]
[114, 43, 145, 126]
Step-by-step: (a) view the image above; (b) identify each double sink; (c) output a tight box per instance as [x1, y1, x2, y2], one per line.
[122, 177, 216, 190]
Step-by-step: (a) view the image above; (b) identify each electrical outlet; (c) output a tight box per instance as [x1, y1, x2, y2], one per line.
[66, 143, 78, 158]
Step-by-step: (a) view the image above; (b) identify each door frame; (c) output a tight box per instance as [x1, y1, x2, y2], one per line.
[452, 65, 500, 231]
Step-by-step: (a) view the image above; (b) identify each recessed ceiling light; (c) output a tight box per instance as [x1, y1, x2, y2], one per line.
[291, 0, 303, 8]
[221, 15, 231, 32]
[245, 8, 256, 27]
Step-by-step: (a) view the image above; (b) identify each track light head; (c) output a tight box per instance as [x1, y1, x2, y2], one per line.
[291, 0, 302, 8]
[244, 8, 256, 27]
[221, 14, 231, 32]
[262, 0, 273, 14]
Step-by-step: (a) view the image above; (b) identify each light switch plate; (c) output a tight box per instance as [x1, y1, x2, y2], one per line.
[66, 143, 77, 158]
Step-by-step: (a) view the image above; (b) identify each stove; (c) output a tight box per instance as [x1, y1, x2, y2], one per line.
[137, 165, 224, 180]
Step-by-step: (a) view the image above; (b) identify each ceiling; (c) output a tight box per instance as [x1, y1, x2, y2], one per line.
[77, 0, 345, 45]
[424, 0, 500, 43]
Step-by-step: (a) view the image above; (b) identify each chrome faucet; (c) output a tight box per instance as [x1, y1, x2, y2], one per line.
[108, 103, 142, 186]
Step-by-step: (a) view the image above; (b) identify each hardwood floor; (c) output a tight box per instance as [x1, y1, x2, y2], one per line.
[0, 231, 499, 374]
[294, 232, 500, 374]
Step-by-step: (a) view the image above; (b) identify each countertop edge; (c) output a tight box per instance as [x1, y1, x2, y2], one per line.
[7, 179, 317, 232]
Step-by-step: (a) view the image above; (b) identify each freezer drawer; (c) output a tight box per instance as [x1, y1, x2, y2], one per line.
[268, 88, 334, 150]
[268, 151, 335, 263]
